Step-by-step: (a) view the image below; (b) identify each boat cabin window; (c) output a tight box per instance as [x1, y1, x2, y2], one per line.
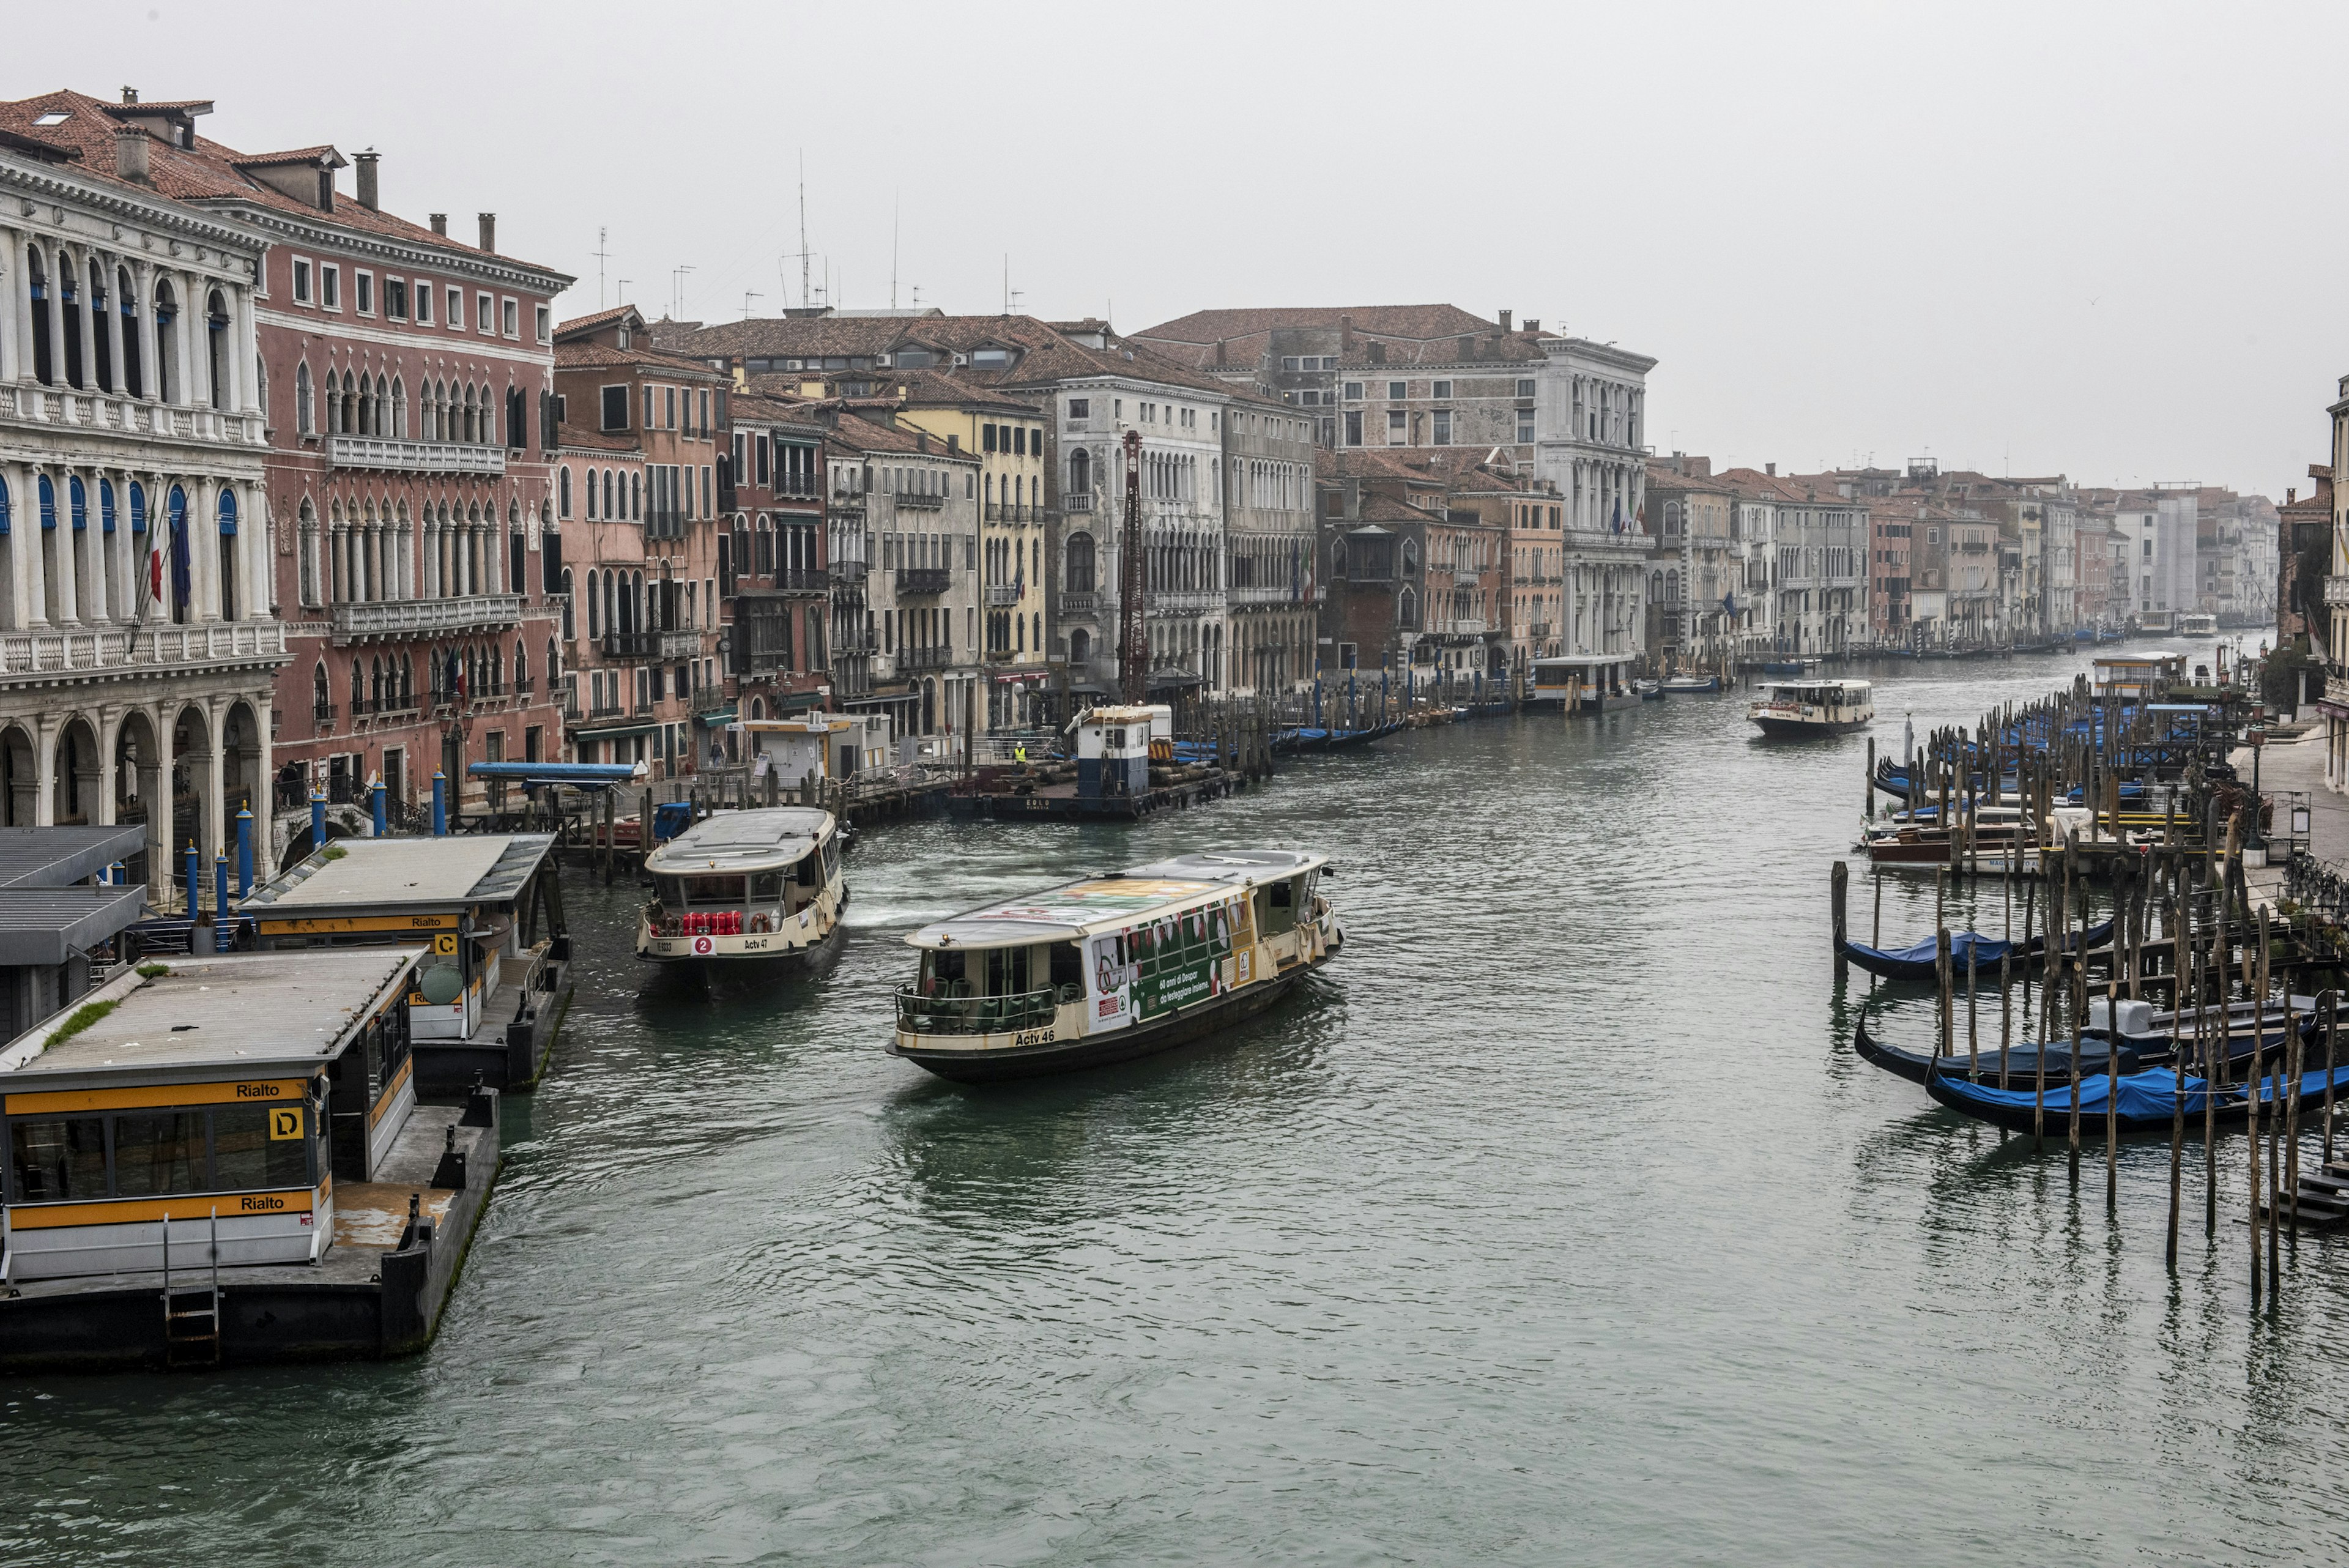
[793, 855, 822, 890]
[921, 948, 968, 996]
[750, 872, 784, 903]
[1050, 941, 1083, 1000]
[7, 1096, 319, 1203]
[1260, 878, 1299, 937]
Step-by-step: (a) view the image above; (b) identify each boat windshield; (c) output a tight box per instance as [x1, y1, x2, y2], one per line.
[656, 874, 748, 907]
[902, 942, 1083, 1035]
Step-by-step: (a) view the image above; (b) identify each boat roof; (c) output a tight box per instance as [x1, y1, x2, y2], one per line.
[240, 834, 554, 918]
[908, 847, 1327, 949]
[0, 948, 421, 1093]
[1531, 653, 1636, 669]
[1762, 678, 1872, 692]
[645, 807, 833, 873]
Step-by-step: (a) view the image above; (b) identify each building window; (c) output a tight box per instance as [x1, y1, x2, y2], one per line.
[1067, 398, 1089, 420]
[1516, 409, 1535, 444]
[1281, 356, 1301, 371]
[321, 264, 340, 310]
[502, 297, 519, 337]
[355, 271, 374, 315]
[1432, 381, 1452, 400]
[558, 466, 573, 519]
[384, 277, 407, 319]
[447, 286, 463, 327]
[1432, 411, 1452, 445]
[1386, 410, 1407, 445]
[477, 293, 494, 333]
[1345, 411, 1362, 446]
[1343, 382, 1362, 401]
[601, 385, 629, 432]
[536, 305, 551, 343]
[414, 280, 432, 324]
[1517, 379, 1536, 398]
[1387, 381, 1406, 400]
[291, 257, 313, 305]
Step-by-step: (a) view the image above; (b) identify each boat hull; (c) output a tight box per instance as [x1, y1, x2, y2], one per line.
[637, 910, 846, 979]
[892, 949, 1331, 1083]
[1751, 713, 1871, 737]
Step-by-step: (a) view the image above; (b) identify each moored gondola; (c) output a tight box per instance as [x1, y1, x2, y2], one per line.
[1924, 1062, 2349, 1137]
[1853, 1014, 2142, 1086]
[1836, 918, 2115, 982]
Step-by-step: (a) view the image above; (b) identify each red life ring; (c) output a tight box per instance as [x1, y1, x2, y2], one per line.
[750, 913, 771, 934]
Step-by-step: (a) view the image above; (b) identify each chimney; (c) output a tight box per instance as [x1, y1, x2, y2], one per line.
[1523, 319, 1539, 333]
[1766, 462, 1776, 477]
[1214, 338, 1226, 367]
[429, 212, 447, 236]
[121, 86, 139, 103]
[354, 149, 379, 210]
[2288, 488, 2298, 505]
[915, 429, 929, 453]
[1499, 310, 1513, 332]
[477, 212, 496, 253]
[1339, 315, 1354, 352]
[113, 124, 150, 185]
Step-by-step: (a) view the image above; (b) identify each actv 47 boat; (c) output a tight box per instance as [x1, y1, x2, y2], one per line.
[636, 807, 847, 976]
[891, 848, 1341, 1082]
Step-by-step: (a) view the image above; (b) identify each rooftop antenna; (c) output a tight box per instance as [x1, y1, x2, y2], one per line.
[911, 284, 922, 308]
[1003, 254, 1009, 315]
[798, 152, 811, 310]
[670, 263, 695, 322]
[593, 226, 611, 310]
[742, 289, 762, 321]
[616, 278, 631, 303]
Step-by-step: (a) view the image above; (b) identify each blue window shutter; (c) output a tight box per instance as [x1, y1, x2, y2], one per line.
[37, 475, 56, 530]
[100, 478, 116, 533]
[217, 489, 238, 535]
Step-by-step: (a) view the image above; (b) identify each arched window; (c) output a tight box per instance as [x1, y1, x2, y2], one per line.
[559, 466, 573, 519]
[514, 638, 529, 691]
[217, 488, 240, 620]
[1066, 532, 1095, 593]
[585, 568, 601, 638]
[1398, 587, 1418, 629]
[349, 657, 363, 711]
[559, 572, 574, 643]
[206, 289, 230, 411]
[390, 375, 406, 438]
[312, 661, 330, 717]
[152, 277, 178, 403]
[165, 485, 190, 622]
[295, 362, 314, 435]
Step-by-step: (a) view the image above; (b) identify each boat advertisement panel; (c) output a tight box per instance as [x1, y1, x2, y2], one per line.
[1134, 901, 1237, 1021]
[1089, 935, 1135, 1033]
[973, 879, 1212, 929]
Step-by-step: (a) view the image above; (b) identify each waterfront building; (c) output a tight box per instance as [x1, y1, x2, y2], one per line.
[1219, 395, 1320, 699]
[547, 411, 646, 761]
[0, 92, 286, 902]
[2279, 467, 2332, 656]
[552, 305, 729, 776]
[824, 411, 981, 741]
[9, 91, 581, 849]
[1134, 305, 1550, 459]
[1531, 336, 1656, 669]
[723, 392, 831, 724]
[1644, 456, 1737, 665]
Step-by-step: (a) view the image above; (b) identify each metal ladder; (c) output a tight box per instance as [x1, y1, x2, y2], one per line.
[159, 1210, 222, 1369]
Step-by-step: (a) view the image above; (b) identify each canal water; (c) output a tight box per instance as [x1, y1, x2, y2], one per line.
[11, 644, 2345, 1567]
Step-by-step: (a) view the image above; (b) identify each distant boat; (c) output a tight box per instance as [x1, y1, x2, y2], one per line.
[1926, 1063, 2349, 1137]
[1633, 678, 1666, 702]
[1660, 674, 1721, 694]
[1749, 678, 1872, 738]
[1837, 917, 2114, 981]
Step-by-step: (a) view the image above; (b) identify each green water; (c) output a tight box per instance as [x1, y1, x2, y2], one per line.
[9, 647, 2345, 1566]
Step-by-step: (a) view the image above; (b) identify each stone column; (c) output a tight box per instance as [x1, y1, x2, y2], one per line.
[129, 261, 155, 403]
[0, 229, 24, 384]
[94, 707, 120, 827]
[102, 256, 127, 396]
[185, 272, 213, 411]
[50, 466, 78, 625]
[42, 243, 68, 392]
[31, 712, 59, 827]
[251, 692, 273, 872]
[202, 695, 228, 883]
[144, 704, 173, 903]
[73, 250, 98, 394]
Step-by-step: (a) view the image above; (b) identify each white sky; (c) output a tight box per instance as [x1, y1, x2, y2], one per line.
[17, 0, 2347, 498]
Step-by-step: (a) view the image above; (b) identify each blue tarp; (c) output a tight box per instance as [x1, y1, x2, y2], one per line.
[1932, 1063, 2349, 1131]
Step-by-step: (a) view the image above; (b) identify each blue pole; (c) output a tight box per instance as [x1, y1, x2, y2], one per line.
[182, 841, 199, 916]
[236, 806, 253, 896]
[431, 771, 447, 836]
[371, 779, 387, 839]
[214, 852, 230, 934]
[106, 860, 124, 888]
[310, 790, 325, 855]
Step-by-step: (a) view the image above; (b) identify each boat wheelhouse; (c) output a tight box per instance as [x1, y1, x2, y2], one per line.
[892, 848, 1340, 1082]
[1748, 678, 1874, 737]
[2175, 612, 2218, 637]
[637, 807, 846, 975]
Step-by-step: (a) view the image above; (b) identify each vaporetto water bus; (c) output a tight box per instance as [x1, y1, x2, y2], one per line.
[1748, 678, 1874, 738]
[891, 848, 1341, 1082]
[636, 807, 846, 976]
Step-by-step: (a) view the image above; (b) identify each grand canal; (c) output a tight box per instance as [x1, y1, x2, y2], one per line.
[9, 646, 2348, 1566]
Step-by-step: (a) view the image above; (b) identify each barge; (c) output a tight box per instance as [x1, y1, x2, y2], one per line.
[636, 806, 847, 978]
[891, 847, 1340, 1082]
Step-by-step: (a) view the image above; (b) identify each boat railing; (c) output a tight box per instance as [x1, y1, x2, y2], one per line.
[895, 983, 1070, 1036]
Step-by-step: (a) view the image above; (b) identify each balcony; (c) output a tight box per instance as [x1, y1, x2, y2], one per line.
[895, 491, 944, 511]
[828, 497, 867, 522]
[659, 629, 702, 659]
[1230, 583, 1307, 606]
[1453, 570, 1481, 588]
[1148, 589, 1219, 614]
[1526, 621, 1553, 639]
[897, 567, 951, 596]
[829, 560, 867, 584]
[2326, 576, 2349, 607]
[1429, 617, 1491, 640]
[0, 384, 267, 451]
[776, 568, 829, 594]
[327, 434, 507, 476]
[985, 503, 1038, 524]
[599, 630, 658, 659]
[1064, 492, 1095, 513]
[0, 619, 288, 686]
[330, 594, 524, 645]
[897, 644, 951, 671]
[1059, 592, 1097, 618]
[985, 584, 1023, 608]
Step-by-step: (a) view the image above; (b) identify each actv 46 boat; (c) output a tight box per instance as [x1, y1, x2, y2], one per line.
[891, 848, 1341, 1082]
[636, 807, 847, 976]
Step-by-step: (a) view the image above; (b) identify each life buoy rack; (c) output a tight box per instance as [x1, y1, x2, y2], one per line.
[750, 913, 772, 934]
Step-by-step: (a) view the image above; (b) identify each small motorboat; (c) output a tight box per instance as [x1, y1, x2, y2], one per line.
[1633, 679, 1666, 702]
[1659, 675, 1721, 694]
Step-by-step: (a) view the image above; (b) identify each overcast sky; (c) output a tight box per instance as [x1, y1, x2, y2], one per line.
[19, 1, 2346, 498]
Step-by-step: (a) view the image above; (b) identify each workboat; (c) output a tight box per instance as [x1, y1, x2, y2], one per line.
[891, 847, 1341, 1082]
[1659, 674, 1721, 694]
[636, 806, 847, 975]
[1748, 678, 1873, 738]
